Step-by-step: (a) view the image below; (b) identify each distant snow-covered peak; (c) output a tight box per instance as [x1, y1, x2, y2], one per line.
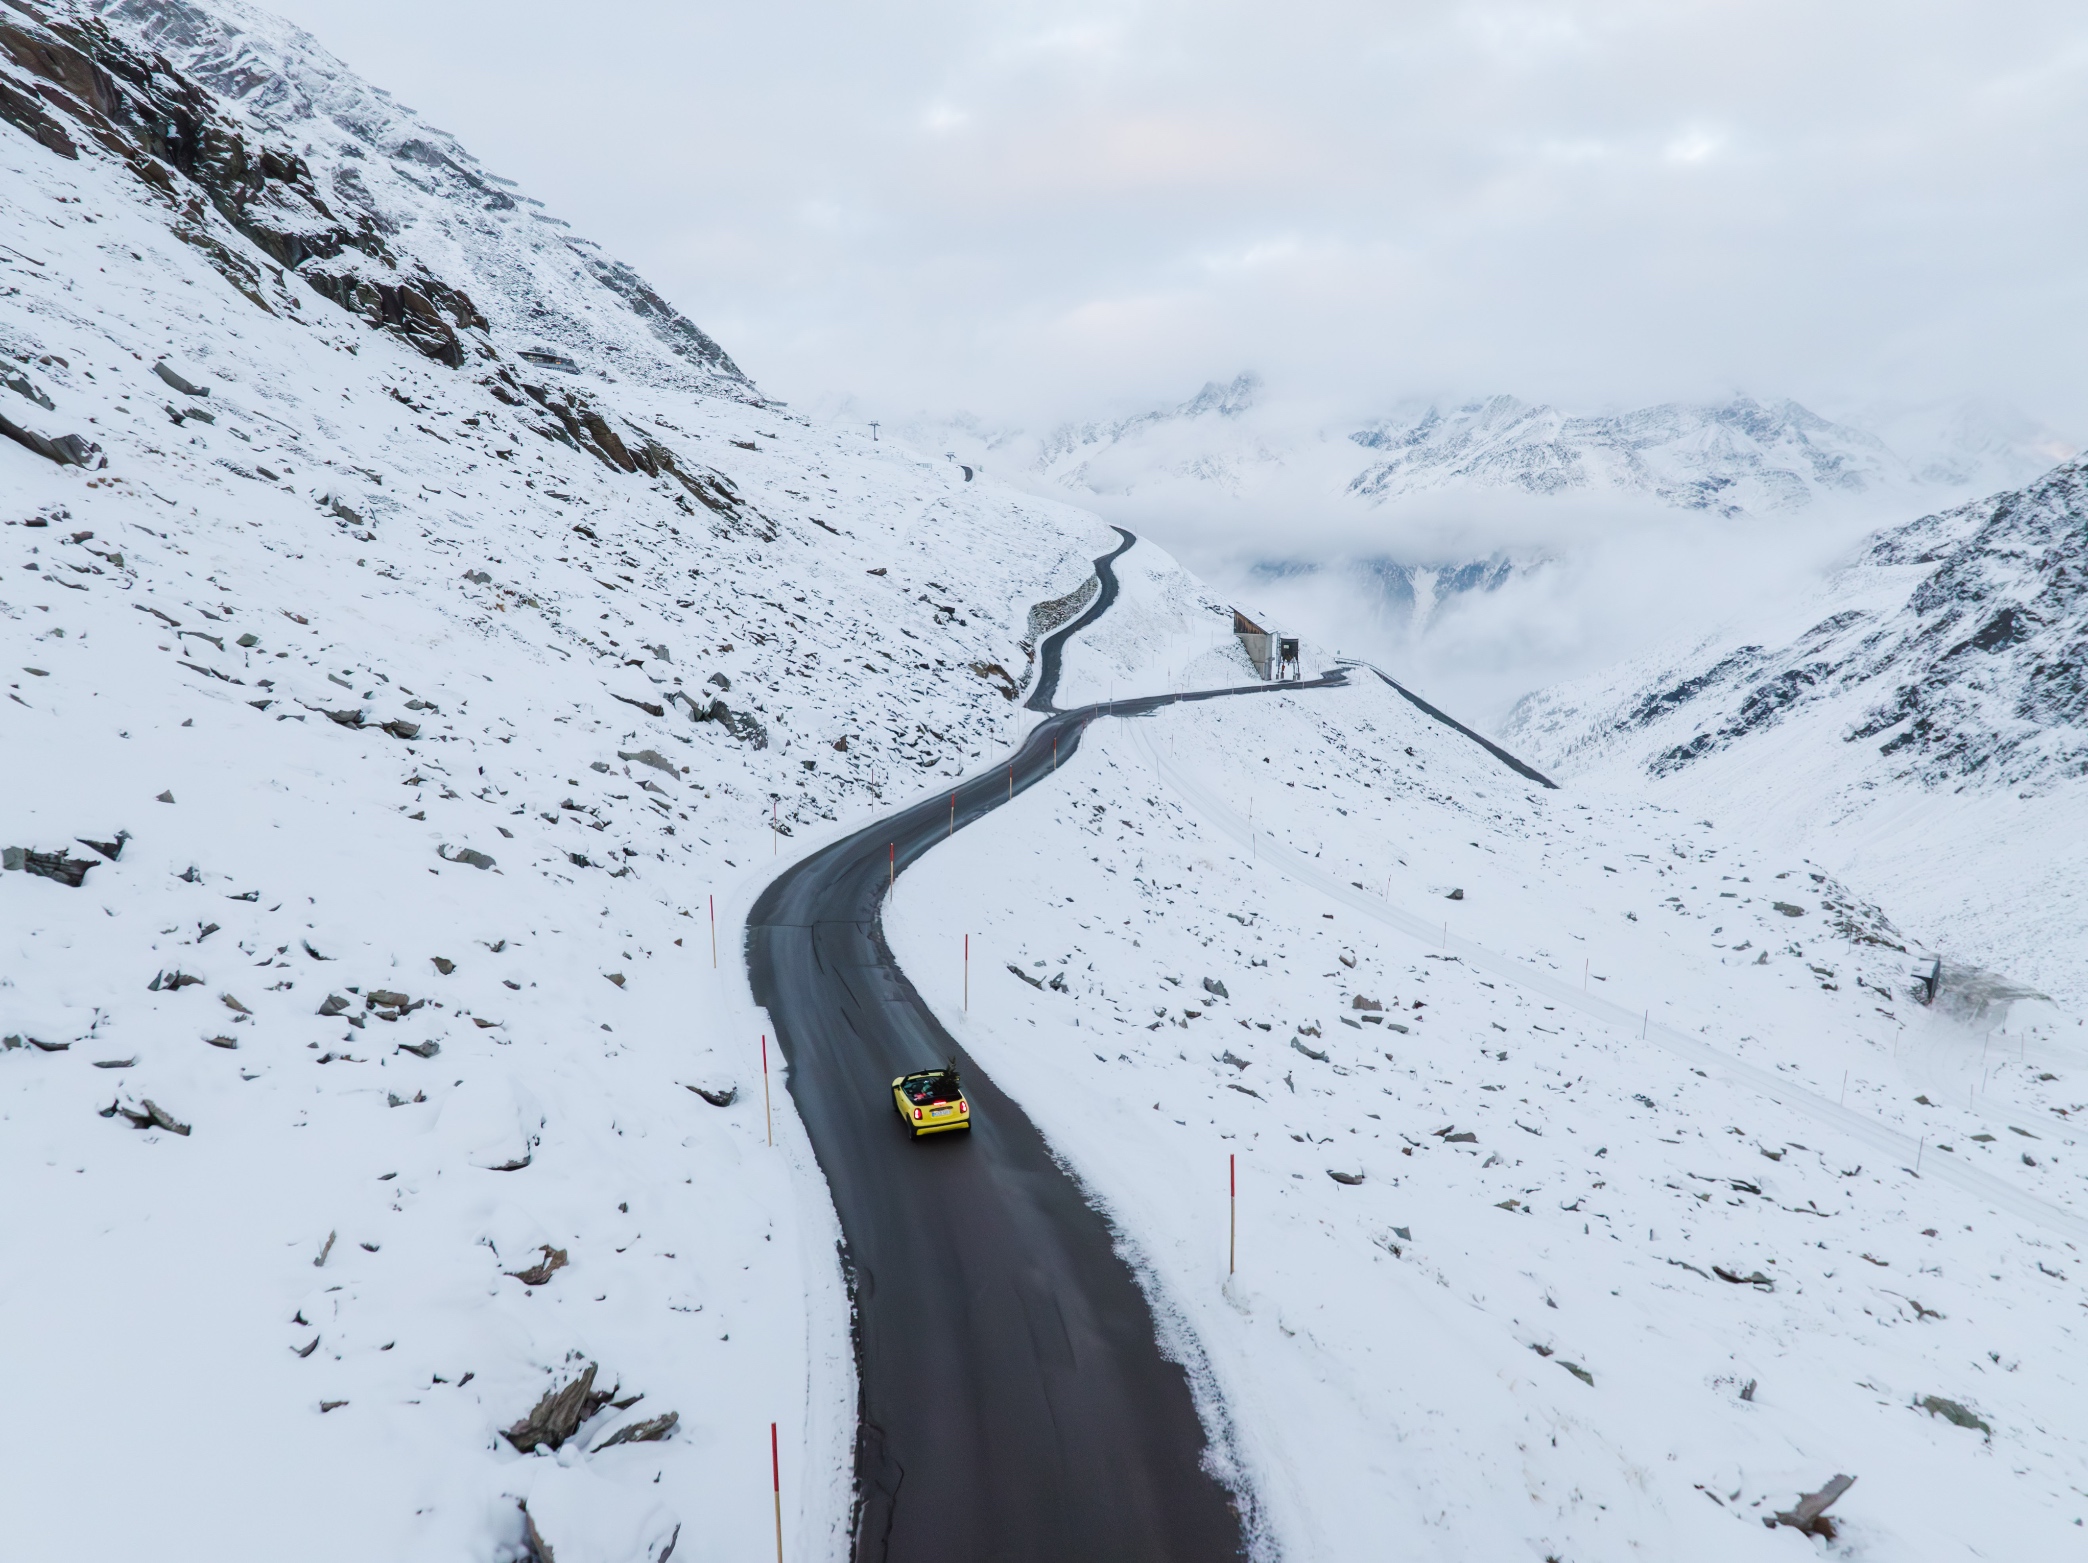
[1345, 393, 1908, 516]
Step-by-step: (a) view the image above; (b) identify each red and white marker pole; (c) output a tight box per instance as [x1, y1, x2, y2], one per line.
[709, 893, 717, 970]
[963, 934, 969, 1012]
[888, 843, 894, 892]
[949, 791, 955, 838]
[1229, 1153, 1236, 1276]
[761, 1033, 773, 1148]
[770, 1421, 784, 1563]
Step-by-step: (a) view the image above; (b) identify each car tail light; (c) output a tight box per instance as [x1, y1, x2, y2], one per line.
[913, 1108, 922, 1121]
[958, 1101, 968, 1114]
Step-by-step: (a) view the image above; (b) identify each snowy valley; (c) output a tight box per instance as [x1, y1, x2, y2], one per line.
[4, 3, 2087, 1562]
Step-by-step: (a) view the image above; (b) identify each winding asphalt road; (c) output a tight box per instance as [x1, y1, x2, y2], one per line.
[747, 530, 1344, 1561]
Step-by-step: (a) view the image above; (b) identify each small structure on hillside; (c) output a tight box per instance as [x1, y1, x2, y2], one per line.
[1233, 610, 1301, 681]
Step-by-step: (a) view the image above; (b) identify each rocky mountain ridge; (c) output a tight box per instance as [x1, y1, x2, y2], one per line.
[1511, 456, 2088, 793]
[1504, 454, 2088, 1007]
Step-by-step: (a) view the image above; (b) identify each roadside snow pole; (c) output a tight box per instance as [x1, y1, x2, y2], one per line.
[772, 798, 778, 855]
[1642, 1010, 1648, 1040]
[1583, 959, 1589, 992]
[762, 1034, 773, 1148]
[964, 934, 970, 1012]
[889, 843, 894, 892]
[710, 894, 717, 970]
[1008, 765, 1014, 801]
[771, 1421, 784, 1563]
[949, 792, 955, 838]
[1229, 1153, 1237, 1277]
[1053, 738, 1057, 772]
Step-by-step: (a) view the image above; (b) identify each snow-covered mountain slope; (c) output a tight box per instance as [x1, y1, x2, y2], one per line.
[1506, 457, 2088, 1012]
[891, 554, 2088, 1561]
[0, 4, 1112, 1558]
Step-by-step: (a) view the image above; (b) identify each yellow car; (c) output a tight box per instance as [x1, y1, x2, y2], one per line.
[892, 1064, 971, 1138]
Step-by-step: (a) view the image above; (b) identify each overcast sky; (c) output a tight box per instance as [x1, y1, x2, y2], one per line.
[257, 0, 2088, 432]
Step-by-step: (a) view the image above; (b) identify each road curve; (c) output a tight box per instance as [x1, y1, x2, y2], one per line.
[747, 533, 1344, 1561]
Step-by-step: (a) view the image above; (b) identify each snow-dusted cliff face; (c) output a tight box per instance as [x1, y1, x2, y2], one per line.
[1507, 457, 2088, 1008]
[1, 3, 1110, 1557]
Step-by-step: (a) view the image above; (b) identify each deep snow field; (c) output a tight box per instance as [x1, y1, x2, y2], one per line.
[0, 23, 1111, 1551]
[890, 548, 2088, 1561]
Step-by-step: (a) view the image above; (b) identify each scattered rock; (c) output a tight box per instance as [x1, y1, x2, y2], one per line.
[618, 748, 678, 776]
[204, 1035, 238, 1050]
[1713, 1265, 1775, 1291]
[100, 1098, 191, 1135]
[0, 409, 101, 468]
[1218, 1050, 1252, 1071]
[1006, 963, 1044, 989]
[1291, 1037, 1330, 1062]
[156, 791, 175, 803]
[317, 993, 351, 1017]
[91, 1056, 137, 1069]
[152, 361, 210, 398]
[380, 719, 421, 740]
[593, 1411, 679, 1451]
[1768, 1474, 1855, 1540]
[504, 1362, 601, 1453]
[431, 956, 455, 975]
[1327, 1169, 1365, 1186]
[439, 845, 496, 870]
[1917, 1395, 1991, 1436]
[1202, 977, 1229, 1000]
[1446, 888, 1464, 900]
[1773, 901, 1806, 917]
[684, 1084, 737, 1107]
[1350, 995, 1382, 1011]
[1558, 1361, 1594, 1386]
[506, 1245, 569, 1287]
[604, 972, 626, 988]
[5, 846, 99, 886]
[220, 993, 252, 1015]
[76, 831, 130, 861]
[22, 1035, 70, 1052]
[148, 970, 202, 991]
[395, 1040, 440, 1059]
